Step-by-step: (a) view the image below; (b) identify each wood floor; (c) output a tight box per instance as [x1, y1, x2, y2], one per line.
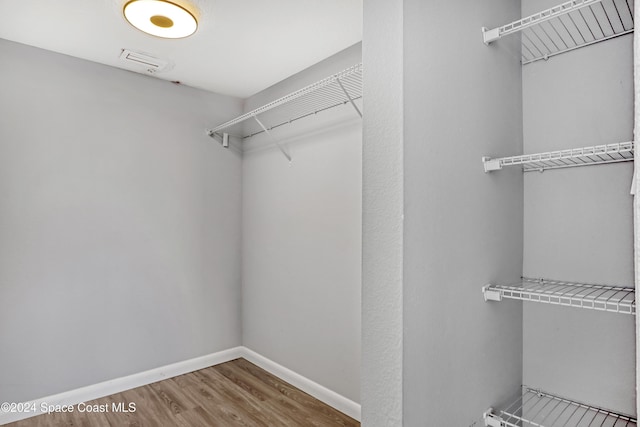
[6, 358, 359, 427]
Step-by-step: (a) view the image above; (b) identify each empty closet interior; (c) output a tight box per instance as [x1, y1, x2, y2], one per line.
[1, 0, 638, 425]
[0, 2, 363, 422]
[481, 0, 635, 425]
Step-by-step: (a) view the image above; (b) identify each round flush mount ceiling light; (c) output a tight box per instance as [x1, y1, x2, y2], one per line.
[123, 0, 197, 39]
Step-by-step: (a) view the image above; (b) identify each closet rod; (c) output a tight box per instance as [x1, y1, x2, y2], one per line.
[522, 28, 633, 65]
[241, 96, 362, 139]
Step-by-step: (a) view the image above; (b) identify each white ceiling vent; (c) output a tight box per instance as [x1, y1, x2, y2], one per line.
[119, 49, 172, 74]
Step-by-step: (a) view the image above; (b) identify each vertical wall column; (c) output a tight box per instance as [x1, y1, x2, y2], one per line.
[635, 0, 640, 418]
[402, 1, 523, 425]
[361, 1, 404, 426]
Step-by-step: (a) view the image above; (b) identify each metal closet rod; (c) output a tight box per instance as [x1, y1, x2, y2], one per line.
[242, 96, 363, 139]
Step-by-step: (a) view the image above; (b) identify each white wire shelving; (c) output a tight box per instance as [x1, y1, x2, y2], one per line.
[483, 277, 635, 315]
[484, 386, 637, 426]
[206, 63, 362, 160]
[482, 0, 634, 65]
[482, 141, 634, 172]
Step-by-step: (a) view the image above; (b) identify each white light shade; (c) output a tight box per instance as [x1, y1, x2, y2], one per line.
[124, 0, 197, 39]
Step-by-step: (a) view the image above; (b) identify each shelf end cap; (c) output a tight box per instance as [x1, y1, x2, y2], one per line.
[483, 408, 502, 427]
[482, 285, 502, 302]
[482, 157, 502, 172]
[482, 27, 500, 44]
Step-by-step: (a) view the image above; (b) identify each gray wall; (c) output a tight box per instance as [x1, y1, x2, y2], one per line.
[241, 45, 362, 403]
[635, 1, 640, 419]
[522, 0, 636, 414]
[361, 0, 405, 424]
[0, 39, 244, 402]
[402, 1, 524, 426]
[362, 1, 524, 424]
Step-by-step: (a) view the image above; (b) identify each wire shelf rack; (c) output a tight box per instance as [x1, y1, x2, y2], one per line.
[207, 63, 362, 141]
[482, 141, 634, 172]
[483, 386, 637, 426]
[483, 277, 635, 315]
[482, 0, 634, 65]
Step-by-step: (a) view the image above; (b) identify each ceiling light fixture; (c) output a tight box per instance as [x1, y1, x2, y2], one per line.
[123, 0, 197, 39]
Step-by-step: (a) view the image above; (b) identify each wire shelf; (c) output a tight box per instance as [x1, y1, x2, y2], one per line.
[482, 0, 634, 65]
[482, 141, 634, 172]
[207, 63, 362, 140]
[483, 277, 635, 315]
[484, 386, 637, 427]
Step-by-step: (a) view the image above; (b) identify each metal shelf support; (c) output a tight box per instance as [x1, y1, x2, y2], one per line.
[336, 78, 362, 118]
[252, 115, 292, 162]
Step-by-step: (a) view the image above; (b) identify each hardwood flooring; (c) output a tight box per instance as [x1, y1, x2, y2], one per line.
[6, 358, 359, 427]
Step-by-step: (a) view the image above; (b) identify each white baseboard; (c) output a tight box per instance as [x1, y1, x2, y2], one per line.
[0, 346, 244, 425]
[238, 346, 361, 421]
[0, 346, 361, 425]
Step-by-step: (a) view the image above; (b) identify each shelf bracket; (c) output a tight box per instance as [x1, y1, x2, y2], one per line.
[482, 27, 501, 45]
[482, 156, 502, 173]
[482, 285, 503, 302]
[336, 78, 362, 118]
[206, 130, 230, 149]
[482, 408, 503, 427]
[253, 115, 292, 162]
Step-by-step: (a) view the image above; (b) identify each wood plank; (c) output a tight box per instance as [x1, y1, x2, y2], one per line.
[192, 367, 278, 426]
[4, 358, 359, 427]
[232, 358, 358, 426]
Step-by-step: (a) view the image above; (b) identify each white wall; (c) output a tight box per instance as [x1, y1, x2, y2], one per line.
[522, 0, 636, 414]
[0, 39, 244, 402]
[241, 45, 362, 403]
[402, 1, 524, 426]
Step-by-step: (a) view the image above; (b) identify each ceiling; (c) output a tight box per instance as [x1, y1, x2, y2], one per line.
[0, 0, 362, 98]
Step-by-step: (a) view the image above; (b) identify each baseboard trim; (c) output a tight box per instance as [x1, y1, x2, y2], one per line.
[0, 346, 244, 425]
[0, 346, 360, 425]
[238, 346, 361, 421]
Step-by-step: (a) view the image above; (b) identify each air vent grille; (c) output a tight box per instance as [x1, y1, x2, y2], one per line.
[119, 49, 170, 73]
